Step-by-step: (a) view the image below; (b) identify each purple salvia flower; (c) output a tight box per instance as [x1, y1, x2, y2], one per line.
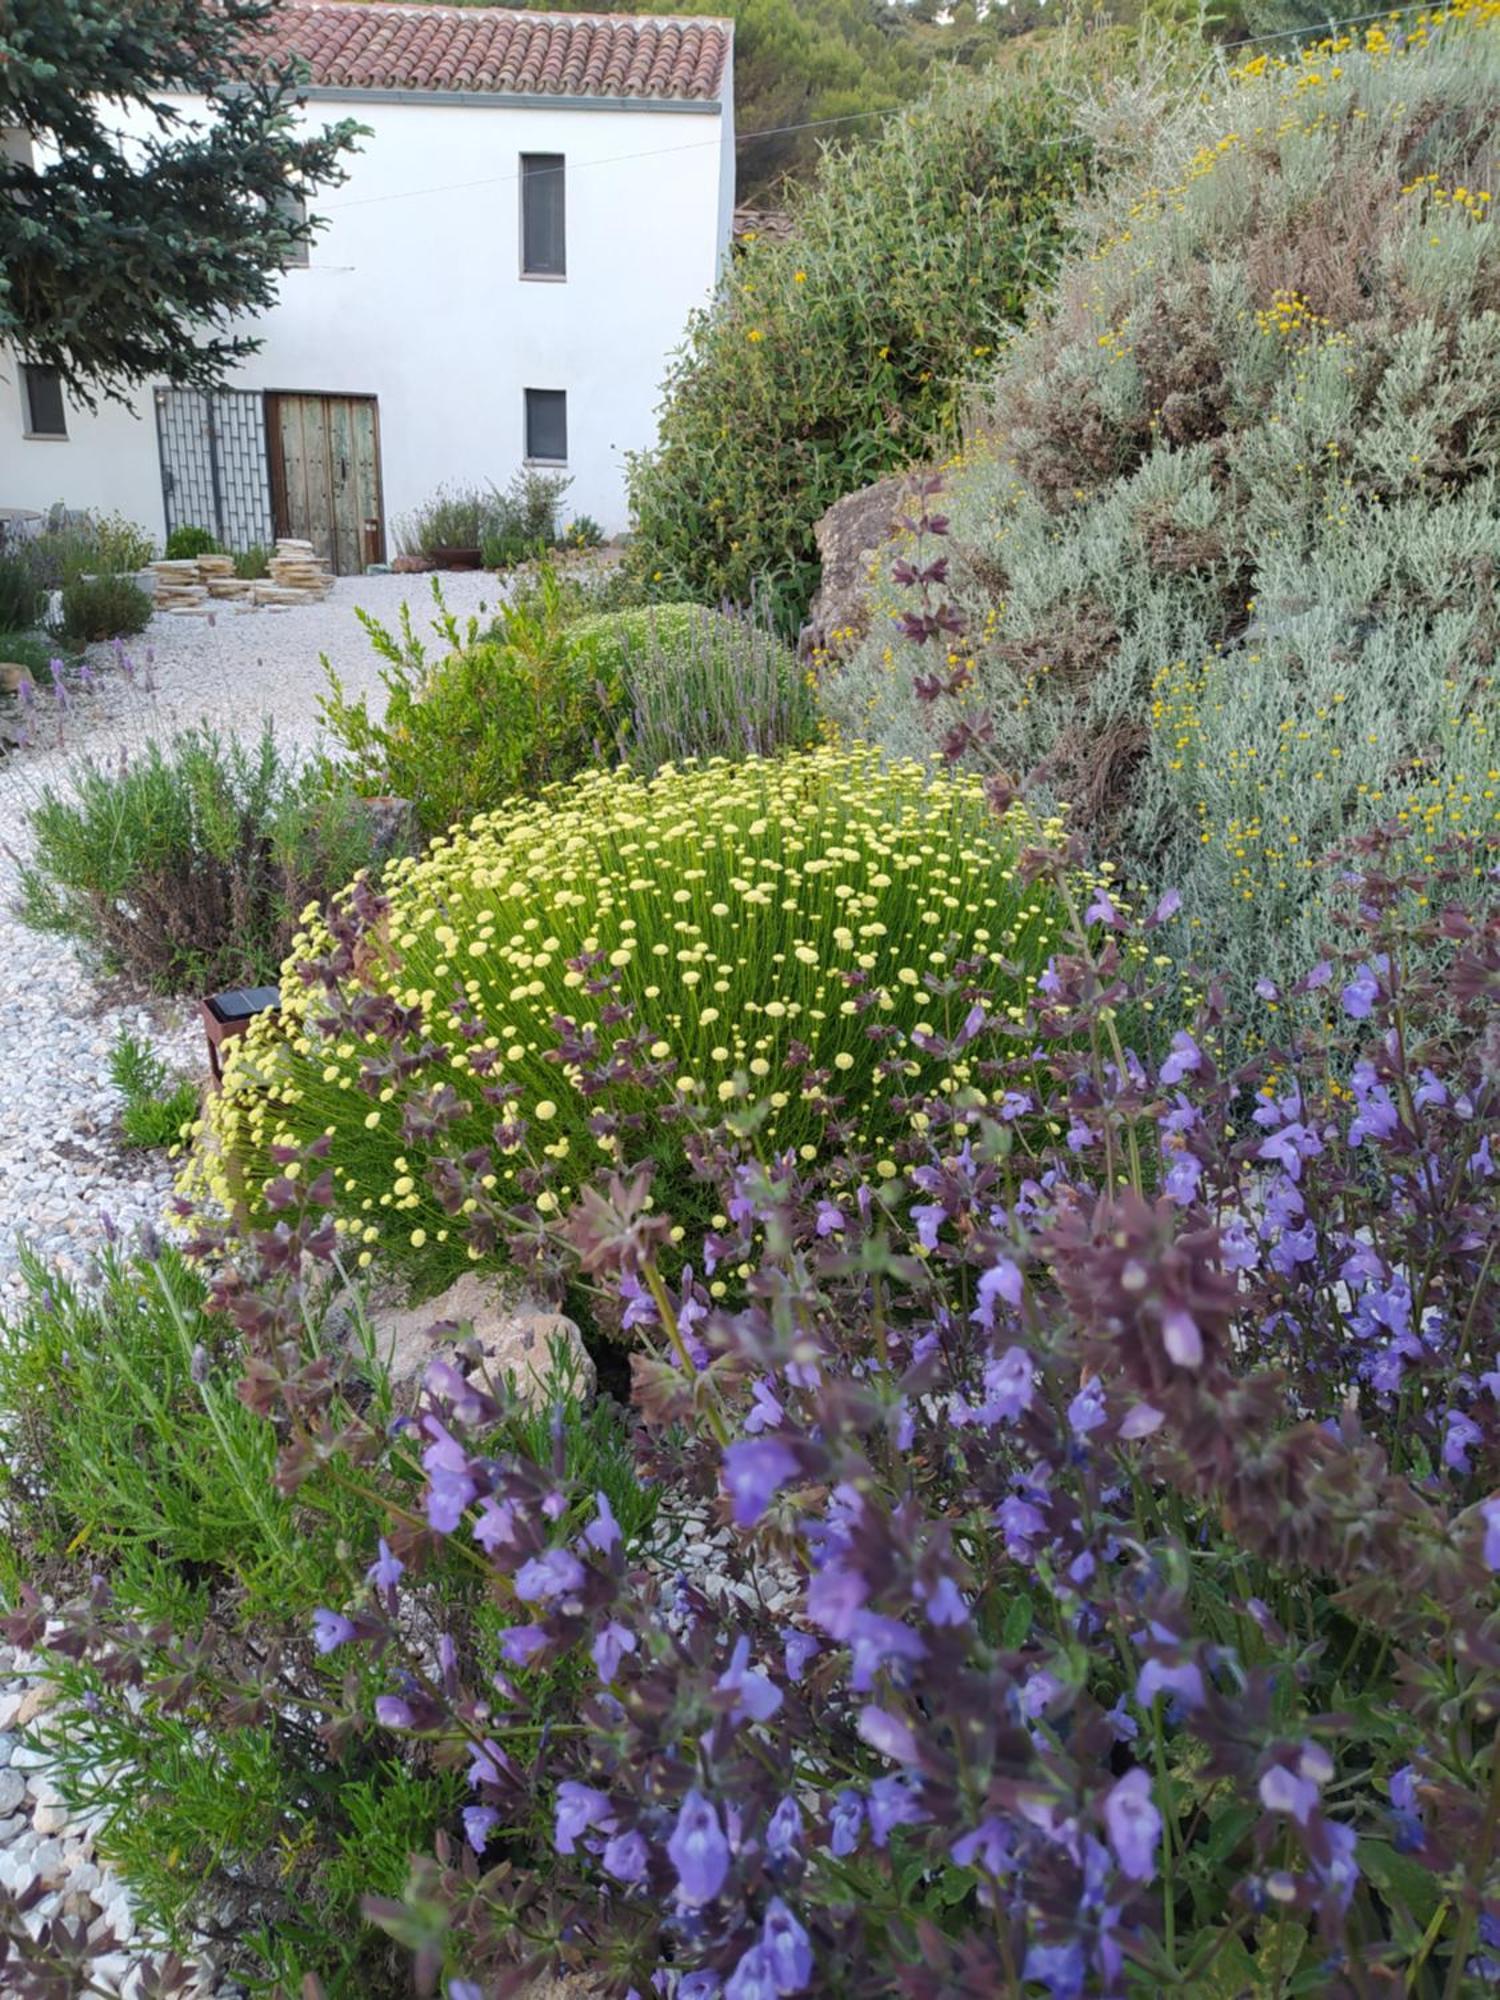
[555, 1781, 614, 1855]
[1158, 1030, 1202, 1086]
[1103, 1769, 1161, 1882]
[463, 1805, 498, 1854]
[367, 1537, 404, 1591]
[584, 1491, 622, 1553]
[311, 1609, 354, 1654]
[722, 1437, 800, 1525]
[717, 1636, 783, 1722]
[473, 1497, 519, 1553]
[761, 1898, 813, 1994]
[744, 1377, 786, 1433]
[668, 1788, 731, 1904]
[1479, 1495, 1500, 1570]
[856, 1705, 920, 1765]
[724, 1946, 776, 2000]
[603, 1828, 650, 1883]
[950, 1818, 1012, 1876]
[1136, 1658, 1205, 1709]
[971, 1257, 1023, 1329]
[375, 1696, 413, 1729]
[499, 1623, 549, 1665]
[421, 1419, 478, 1533]
[867, 1771, 927, 1846]
[782, 1630, 821, 1681]
[828, 1790, 863, 1857]
[766, 1796, 803, 1858]
[514, 1546, 586, 1603]
[1341, 959, 1384, 1019]
[592, 1620, 637, 1681]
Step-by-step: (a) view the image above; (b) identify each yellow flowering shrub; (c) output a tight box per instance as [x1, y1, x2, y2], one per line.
[186, 748, 1062, 1283]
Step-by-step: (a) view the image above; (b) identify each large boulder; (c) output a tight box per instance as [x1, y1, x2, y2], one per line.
[800, 469, 922, 666]
[369, 1271, 595, 1410]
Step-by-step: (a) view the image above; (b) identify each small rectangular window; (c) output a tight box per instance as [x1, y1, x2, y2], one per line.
[21, 364, 66, 438]
[525, 388, 567, 465]
[520, 154, 565, 277]
[275, 189, 310, 268]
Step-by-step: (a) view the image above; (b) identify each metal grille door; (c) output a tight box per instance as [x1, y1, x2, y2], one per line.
[153, 388, 275, 552]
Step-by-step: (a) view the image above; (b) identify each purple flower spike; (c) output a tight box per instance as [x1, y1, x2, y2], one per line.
[722, 1437, 799, 1525]
[311, 1608, 355, 1654]
[668, 1787, 731, 1904]
[1104, 1768, 1161, 1883]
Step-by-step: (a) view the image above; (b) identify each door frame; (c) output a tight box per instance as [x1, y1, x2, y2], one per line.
[263, 389, 387, 571]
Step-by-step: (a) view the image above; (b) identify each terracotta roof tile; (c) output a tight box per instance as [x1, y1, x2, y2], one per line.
[259, 0, 729, 102]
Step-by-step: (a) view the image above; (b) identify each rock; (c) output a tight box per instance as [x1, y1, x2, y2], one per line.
[801, 468, 926, 666]
[0, 1768, 24, 1814]
[0, 662, 35, 696]
[371, 1274, 595, 1411]
[14, 1682, 56, 1729]
[32, 1797, 70, 1835]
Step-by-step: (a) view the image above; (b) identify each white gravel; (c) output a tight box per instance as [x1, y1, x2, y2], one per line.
[0, 572, 499, 1989]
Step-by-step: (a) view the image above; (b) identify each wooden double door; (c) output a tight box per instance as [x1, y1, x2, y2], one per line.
[266, 392, 384, 575]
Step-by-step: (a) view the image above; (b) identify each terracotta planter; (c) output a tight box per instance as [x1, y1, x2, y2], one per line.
[428, 545, 482, 571]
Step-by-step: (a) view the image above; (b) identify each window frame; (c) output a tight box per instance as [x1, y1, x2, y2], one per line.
[275, 189, 311, 270]
[524, 387, 568, 467]
[20, 363, 67, 440]
[519, 153, 566, 281]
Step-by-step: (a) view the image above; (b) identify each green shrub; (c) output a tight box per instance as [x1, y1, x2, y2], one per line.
[14, 723, 386, 994]
[108, 1027, 199, 1149]
[163, 523, 222, 560]
[0, 631, 62, 679]
[0, 552, 46, 631]
[395, 484, 497, 557]
[0, 1244, 649, 1991]
[90, 509, 156, 572]
[562, 513, 604, 550]
[233, 541, 272, 580]
[54, 571, 152, 644]
[190, 747, 1064, 1286]
[625, 53, 1098, 630]
[568, 602, 816, 771]
[320, 571, 622, 839]
[821, 9, 1500, 998]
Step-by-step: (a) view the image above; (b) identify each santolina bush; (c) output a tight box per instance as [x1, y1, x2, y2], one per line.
[184, 747, 1065, 1288]
[26, 823, 1491, 1996]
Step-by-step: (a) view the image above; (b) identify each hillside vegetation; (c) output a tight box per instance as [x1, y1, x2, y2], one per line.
[822, 1, 1500, 994]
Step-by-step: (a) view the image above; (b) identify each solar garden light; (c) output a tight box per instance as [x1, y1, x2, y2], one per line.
[200, 984, 279, 1087]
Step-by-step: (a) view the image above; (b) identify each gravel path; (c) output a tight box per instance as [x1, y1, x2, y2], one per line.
[0, 572, 498, 1990]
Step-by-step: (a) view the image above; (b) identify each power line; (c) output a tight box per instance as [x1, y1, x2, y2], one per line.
[317, 1, 1454, 215]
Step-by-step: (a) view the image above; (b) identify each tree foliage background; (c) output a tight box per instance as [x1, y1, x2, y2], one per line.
[0, 0, 361, 401]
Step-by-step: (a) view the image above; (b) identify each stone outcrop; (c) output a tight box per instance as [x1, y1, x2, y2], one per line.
[800, 468, 923, 665]
[369, 1270, 596, 1410]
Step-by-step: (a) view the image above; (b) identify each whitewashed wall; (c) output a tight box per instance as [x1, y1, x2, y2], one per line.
[0, 80, 733, 547]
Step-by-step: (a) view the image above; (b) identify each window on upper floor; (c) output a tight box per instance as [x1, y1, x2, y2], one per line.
[274, 188, 310, 269]
[20, 364, 66, 439]
[525, 388, 567, 465]
[520, 154, 565, 278]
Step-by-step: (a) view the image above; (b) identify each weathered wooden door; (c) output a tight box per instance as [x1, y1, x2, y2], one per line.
[265, 393, 383, 574]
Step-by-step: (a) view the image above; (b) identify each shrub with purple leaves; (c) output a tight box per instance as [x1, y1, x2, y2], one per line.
[19, 823, 1500, 1998]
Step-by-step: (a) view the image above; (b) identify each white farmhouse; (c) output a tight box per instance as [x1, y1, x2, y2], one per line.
[0, 0, 734, 567]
